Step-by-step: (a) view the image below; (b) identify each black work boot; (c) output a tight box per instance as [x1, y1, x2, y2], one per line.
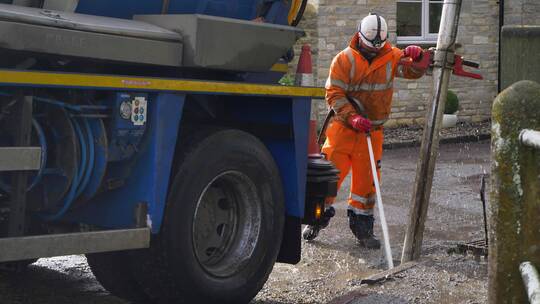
[348, 210, 381, 249]
[302, 206, 336, 241]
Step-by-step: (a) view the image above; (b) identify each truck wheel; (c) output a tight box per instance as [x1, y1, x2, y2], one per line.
[86, 251, 150, 304]
[132, 128, 285, 304]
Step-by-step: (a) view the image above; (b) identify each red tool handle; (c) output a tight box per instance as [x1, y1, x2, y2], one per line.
[453, 56, 483, 80]
[399, 50, 483, 80]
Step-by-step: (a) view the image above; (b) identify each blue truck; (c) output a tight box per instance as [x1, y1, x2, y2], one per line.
[0, 0, 339, 303]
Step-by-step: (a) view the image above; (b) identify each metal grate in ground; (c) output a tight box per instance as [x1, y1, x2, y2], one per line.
[454, 239, 488, 258]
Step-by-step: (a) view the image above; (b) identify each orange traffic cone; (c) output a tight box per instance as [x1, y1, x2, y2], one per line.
[295, 44, 319, 156]
[295, 44, 314, 87]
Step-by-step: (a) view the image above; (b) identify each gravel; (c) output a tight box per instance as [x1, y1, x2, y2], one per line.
[344, 252, 488, 304]
[252, 141, 490, 304]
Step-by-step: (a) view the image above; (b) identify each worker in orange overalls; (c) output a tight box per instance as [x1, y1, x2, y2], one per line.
[303, 13, 427, 248]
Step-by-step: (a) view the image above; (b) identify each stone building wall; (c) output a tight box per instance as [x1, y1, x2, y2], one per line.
[312, 0, 499, 127]
[505, 0, 540, 26]
[288, 0, 540, 127]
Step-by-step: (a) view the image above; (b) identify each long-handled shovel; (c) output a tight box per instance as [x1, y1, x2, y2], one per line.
[366, 133, 394, 269]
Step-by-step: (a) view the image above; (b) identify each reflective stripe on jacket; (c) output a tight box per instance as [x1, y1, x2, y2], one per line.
[325, 34, 424, 125]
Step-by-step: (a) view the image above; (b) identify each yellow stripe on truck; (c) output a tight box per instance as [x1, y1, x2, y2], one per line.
[0, 70, 325, 98]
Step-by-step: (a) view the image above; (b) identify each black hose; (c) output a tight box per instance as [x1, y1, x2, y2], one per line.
[318, 96, 364, 145]
[317, 110, 334, 146]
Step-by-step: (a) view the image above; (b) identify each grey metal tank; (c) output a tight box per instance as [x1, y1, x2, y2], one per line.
[0, 2, 304, 72]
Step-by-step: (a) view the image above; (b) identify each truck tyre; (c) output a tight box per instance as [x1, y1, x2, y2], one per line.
[130, 128, 285, 304]
[86, 251, 150, 304]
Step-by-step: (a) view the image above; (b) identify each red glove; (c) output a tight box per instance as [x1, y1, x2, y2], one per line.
[404, 45, 423, 61]
[348, 115, 372, 133]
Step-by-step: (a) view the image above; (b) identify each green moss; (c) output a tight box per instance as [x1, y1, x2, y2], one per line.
[279, 74, 295, 86]
[444, 90, 459, 114]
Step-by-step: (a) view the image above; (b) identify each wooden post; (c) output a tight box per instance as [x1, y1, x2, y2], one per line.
[401, 0, 463, 262]
[489, 80, 540, 303]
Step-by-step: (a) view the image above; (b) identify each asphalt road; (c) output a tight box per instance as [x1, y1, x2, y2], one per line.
[0, 141, 491, 304]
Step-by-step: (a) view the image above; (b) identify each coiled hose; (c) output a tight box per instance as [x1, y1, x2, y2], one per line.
[0, 92, 104, 220]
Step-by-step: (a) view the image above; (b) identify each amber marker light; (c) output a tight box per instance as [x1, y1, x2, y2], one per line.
[315, 205, 322, 219]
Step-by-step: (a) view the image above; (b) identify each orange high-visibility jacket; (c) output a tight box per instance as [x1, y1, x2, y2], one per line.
[325, 34, 424, 126]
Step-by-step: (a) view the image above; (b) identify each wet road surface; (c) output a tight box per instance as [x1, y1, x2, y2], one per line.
[0, 141, 491, 304]
[254, 141, 490, 304]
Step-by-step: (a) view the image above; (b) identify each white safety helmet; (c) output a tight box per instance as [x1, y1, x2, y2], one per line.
[358, 13, 388, 49]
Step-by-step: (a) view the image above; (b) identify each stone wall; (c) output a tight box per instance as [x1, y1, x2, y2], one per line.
[391, 0, 499, 126]
[289, 0, 539, 127]
[505, 0, 540, 26]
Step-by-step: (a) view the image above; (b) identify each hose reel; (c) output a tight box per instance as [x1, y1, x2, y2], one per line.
[0, 95, 109, 220]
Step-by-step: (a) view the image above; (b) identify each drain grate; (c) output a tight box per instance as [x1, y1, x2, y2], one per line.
[453, 239, 488, 258]
[449, 175, 489, 259]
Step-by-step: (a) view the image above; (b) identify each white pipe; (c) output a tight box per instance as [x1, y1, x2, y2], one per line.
[366, 134, 394, 269]
[520, 129, 540, 150]
[520, 261, 540, 304]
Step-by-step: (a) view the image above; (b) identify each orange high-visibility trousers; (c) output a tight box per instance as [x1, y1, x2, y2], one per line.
[322, 121, 383, 216]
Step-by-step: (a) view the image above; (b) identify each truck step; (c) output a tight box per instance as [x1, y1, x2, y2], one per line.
[0, 228, 150, 263]
[0, 147, 41, 172]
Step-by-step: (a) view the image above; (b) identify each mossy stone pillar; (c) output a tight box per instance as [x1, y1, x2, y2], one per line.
[490, 80, 540, 303]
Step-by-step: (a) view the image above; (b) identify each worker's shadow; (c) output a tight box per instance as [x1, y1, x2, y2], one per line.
[0, 264, 126, 304]
[0, 264, 300, 304]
